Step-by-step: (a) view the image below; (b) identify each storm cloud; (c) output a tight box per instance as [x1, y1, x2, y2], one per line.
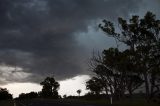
[0, 0, 156, 84]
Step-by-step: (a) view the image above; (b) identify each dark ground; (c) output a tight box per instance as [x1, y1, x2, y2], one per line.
[1, 98, 160, 106]
[15, 99, 109, 106]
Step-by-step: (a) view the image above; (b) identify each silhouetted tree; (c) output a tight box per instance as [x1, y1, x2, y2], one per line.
[99, 11, 160, 100]
[40, 76, 60, 99]
[86, 77, 104, 95]
[89, 48, 143, 100]
[0, 87, 12, 100]
[77, 89, 82, 96]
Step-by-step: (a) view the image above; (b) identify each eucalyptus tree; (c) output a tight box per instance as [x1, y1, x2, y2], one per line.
[89, 48, 143, 99]
[99, 11, 160, 100]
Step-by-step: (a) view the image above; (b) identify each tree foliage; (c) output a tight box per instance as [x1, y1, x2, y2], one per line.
[18, 92, 38, 99]
[0, 87, 12, 100]
[88, 48, 143, 99]
[40, 76, 60, 98]
[77, 89, 82, 96]
[86, 77, 104, 95]
[87, 11, 160, 101]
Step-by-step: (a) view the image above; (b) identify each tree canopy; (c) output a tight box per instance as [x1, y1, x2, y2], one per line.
[40, 76, 60, 99]
[0, 87, 12, 100]
[87, 11, 160, 101]
[77, 89, 82, 96]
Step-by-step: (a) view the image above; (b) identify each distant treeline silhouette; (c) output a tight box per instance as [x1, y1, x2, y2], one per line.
[17, 76, 61, 100]
[18, 92, 38, 99]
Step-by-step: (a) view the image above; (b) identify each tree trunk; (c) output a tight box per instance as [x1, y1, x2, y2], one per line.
[128, 89, 133, 98]
[150, 72, 156, 99]
[143, 73, 150, 101]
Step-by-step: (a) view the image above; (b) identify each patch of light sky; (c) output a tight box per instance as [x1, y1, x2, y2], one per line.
[75, 20, 128, 53]
[140, 0, 160, 18]
[1, 75, 90, 98]
[76, 24, 117, 52]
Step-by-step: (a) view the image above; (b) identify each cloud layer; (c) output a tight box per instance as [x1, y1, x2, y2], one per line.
[0, 0, 149, 84]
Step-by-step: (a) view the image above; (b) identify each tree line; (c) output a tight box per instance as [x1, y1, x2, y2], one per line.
[0, 76, 82, 100]
[17, 76, 60, 99]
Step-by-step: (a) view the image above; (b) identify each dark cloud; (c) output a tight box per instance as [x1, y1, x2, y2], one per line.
[0, 0, 143, 84]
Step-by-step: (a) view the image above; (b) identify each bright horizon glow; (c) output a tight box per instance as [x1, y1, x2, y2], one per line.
[59, 75, 90, 97]
[0, 75, 90, 98]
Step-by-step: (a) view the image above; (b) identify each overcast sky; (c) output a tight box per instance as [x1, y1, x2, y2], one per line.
[0, 0, 160, 87]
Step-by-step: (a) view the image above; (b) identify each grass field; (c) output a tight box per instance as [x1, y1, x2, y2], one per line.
[0, 100, 14, 106]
